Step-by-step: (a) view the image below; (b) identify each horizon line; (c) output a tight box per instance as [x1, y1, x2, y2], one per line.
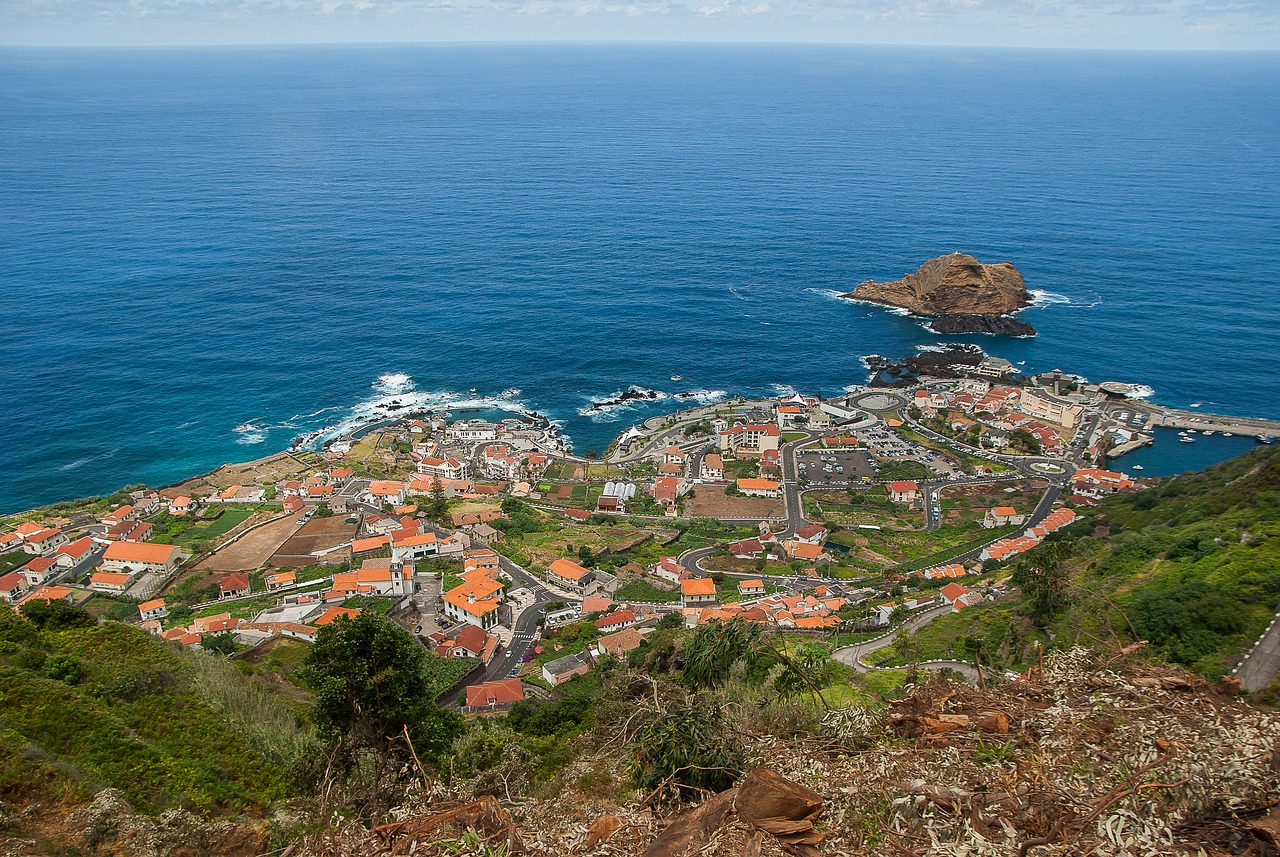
[2, 38, 1280, 53]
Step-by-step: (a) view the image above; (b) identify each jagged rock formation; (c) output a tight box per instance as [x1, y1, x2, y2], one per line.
[846, 253, 1032, 326]
[929, 314, 1037, 337]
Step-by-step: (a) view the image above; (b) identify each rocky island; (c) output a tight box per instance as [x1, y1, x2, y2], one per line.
[844, 252, 1037, 336]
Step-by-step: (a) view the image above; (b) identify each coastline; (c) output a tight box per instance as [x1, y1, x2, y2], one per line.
[6, 368, 1280, 520]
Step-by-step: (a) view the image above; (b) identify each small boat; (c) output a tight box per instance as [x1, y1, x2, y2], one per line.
[1202, 430, 1215, 436]
[1260, 436, 1274, 444]
[1180, 435, 1196, 443]
[1131, 464, 1144, 470]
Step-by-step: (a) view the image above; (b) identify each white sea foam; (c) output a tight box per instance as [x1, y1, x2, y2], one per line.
[1189, 402, 1203, 408]
[234, 422, 267, 445]
[770, 383, 798, 397]
[576, 386, 669, 420]
[1026, 289, 1103, 310]
[60, 448, 117, 471]
[804, 287, 848, 301]
[674, 389, 729, 404]
[1124, 384, 1156, 400]
[374, 372, 415, 395]
[727, 285, 750, 302]
[292, 373, 537, 449]
[915, 344, 948, 353]
[841, 296, 916, 317]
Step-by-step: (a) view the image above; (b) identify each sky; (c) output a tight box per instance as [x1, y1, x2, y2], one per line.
[0, 0, 1277, 50]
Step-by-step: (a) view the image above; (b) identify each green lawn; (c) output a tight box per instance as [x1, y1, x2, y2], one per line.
[0, 550, 29, 575]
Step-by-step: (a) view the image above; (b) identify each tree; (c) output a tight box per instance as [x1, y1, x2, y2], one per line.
[625, 702, 742, 801]
[1012, 545, 1070, 625]
[427, 482, 449, 522]
[201, 630, 238, 656]
[298, 613, 463, 762]
[20, 599, 94, 630]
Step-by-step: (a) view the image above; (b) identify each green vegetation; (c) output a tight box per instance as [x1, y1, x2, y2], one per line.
[0, 604, 300, 814]
[900, 447, 1280, 681]
[298, 612, 463, 763]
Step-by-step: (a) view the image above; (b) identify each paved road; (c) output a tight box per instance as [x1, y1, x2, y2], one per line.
[833, 605, 985, 683]
[1234, 607, 1280, 693]
[482, 554, 557, 682]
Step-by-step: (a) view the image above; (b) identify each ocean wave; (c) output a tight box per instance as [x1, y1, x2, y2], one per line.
[374, 372, 415, 395]
[59, 448, 118, 471]
[803, 287, 848, 301]
[770, 383, 798, 397]
[1026, 289, 1103, 310]
[674, 389, 729, 404]
[840, 296, 916, 317]
[1124, 384, 1156, 400]
[577, 386, 668, 419]
[286, 373, 537, 450]
[914, 344, 948, 353]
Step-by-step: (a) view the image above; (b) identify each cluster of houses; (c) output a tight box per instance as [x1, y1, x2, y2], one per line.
[873, 579, 985, 626]
[1068, 468, 1137, 502]
[979, 507, 1077, 564]
[722, 522, 833, 565]
[912, 380, 1082, 452]
[441, 548, 509, 631]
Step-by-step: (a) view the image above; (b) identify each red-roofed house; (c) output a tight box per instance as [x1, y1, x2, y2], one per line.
[547, 558, 591, 591]
[680, 577, 717, 607]
[465, 678, 525, 712]
[314, 606, 362, 626]
[594, 609, 637, 633]
[138, 598, 168, 621]
[887, 481, 919, 504]
[0, 572, 27, 604]
[20, 556, 59, 588]
[220, 573, 251, 599]
[737, 579, 766, 597]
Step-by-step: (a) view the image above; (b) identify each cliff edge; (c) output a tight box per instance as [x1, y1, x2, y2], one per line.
[846, 252, 1031, 317]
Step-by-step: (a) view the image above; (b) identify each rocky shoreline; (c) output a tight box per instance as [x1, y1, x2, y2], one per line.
[928, 314, 1037, 337]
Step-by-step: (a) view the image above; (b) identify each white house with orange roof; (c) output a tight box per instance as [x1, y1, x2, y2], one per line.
[737, 578, 766, 597]
[736, 478, 780, 499]
[20, 556, 59, 588]
[662, 445, 686, 465]
[22, 528, 69, 556]
[0, 572, 28, 604]
[680, 577, 717, 608]
[89, 570, 134, 594]
[547, 558, 591, 592]
[983, 506, 1025, 528]
[887, 481, 919, 504]
[138, 598, 168, 622]
[390, 530, 438, 562]
[649, 557, 686, 584]
[101, 541, 179, 575]
[266, 570, 296, 592]
[701, 453, 724, 481]
[442, 569, 505, 630]
[362, 480, 408, 507]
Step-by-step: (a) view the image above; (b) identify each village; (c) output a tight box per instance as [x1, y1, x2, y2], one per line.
[0, 362, 1212, 711]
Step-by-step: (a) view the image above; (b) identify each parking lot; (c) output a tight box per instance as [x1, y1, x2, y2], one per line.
[797, 449, 877, 483]
[849, 428, 960, 477]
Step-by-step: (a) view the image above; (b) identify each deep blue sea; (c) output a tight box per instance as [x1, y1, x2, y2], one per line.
[2, 44, 1278, 513]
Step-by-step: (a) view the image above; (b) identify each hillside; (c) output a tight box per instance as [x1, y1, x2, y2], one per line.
[891, 445, 1280, 690]
[0, 603, 310, 854]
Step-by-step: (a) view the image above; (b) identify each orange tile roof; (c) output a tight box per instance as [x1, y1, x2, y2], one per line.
[548, 558, 590, 582]
[103, 541, 178, 565]
[138, 598, 165, 612]
[736, 478, 779, 491]
[314, 606, 362, 626]
[91, 571, 132, 587]
[681, 577, 716, 596]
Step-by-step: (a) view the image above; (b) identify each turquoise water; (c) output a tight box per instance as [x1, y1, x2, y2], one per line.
[1, 45, 1278, 512]
[1113, 427, 1265, 478]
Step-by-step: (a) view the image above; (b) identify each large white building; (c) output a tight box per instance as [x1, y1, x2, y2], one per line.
[1019, 389, 1084, 429]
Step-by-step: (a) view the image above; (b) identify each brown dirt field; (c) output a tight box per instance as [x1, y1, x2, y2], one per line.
[269, 516, 358, 568]
[195, 511, 306, 572]
[683, 485, 784, 519]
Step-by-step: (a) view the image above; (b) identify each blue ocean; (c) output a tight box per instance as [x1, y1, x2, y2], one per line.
[2, 45, 1278, 513]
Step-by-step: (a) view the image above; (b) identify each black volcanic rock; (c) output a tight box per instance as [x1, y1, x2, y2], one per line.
[929, 314, 1037, 337]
